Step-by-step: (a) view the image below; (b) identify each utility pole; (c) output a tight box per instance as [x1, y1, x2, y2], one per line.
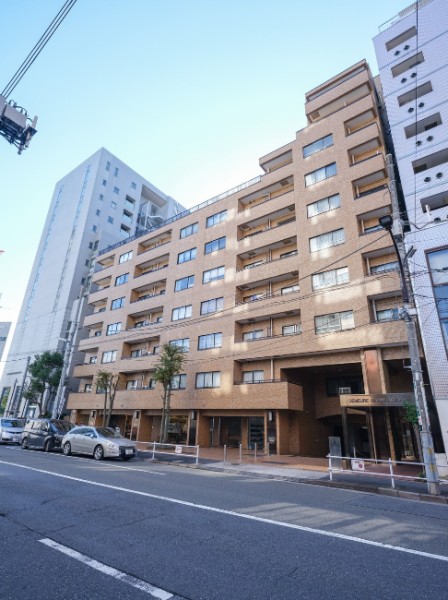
[379, 155, 439, 495]
[17, 355, 31, 417]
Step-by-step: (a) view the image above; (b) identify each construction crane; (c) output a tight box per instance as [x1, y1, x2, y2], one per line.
[0, 0, 78, 154]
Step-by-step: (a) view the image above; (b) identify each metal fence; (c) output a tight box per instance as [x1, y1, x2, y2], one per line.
[136, 441, 200, 464]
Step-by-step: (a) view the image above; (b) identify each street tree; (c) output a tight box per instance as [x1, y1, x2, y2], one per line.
[27, 351, 63, 416]
[96, 370, 119, 427]
[153, 343, 185, 443]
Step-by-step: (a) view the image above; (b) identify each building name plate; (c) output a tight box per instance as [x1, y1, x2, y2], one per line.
[340, 393, 414, 408]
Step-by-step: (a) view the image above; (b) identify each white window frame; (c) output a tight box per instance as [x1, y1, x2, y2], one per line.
[302, 134, 333, 158]
[312, 267, 349, 290]
[203, 266, 225, 283]
[315, 310, 354, 334]
[106, 322, 121, 336]
[206, 210, 227, 228]
[101, 350, 117, 363]
[200, 297, 224, 315]
[178, 248, 197, 264]
[198, 332, 222, 350]
[242, 370, 264, 383]
[174, 275, 194, 291]
[305, 163, 337, 187]
[195, 372, 221, 388]
[172, 305, 192, 321]
[307, 194, 341, 218]
[180, 222, 198, 238]
[309, 229, 345, 252]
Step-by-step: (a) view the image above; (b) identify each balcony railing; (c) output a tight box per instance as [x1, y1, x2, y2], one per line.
[240, 329, 301, 342]
[234, 378, 287, 385]
[237, 251, 298, 273]
[240, 217, 296, 240]
[237, 286, 300, 305]
[355, 183, 388, 199]
[135, 264, 168, 278]
[130, 290, 165, 304]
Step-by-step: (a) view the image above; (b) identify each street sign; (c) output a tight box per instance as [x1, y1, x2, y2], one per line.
[351, 459, 365, 471]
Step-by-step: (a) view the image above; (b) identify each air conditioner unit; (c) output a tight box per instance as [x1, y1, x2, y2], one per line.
[339, 387, 351, 394]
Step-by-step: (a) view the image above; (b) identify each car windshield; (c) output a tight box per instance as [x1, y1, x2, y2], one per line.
[96, 427, 122, 438]
[1, 419, 23, 428]
[51, 421, 74, 433]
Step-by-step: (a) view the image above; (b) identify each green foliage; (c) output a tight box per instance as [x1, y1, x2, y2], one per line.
[403, 402, 419, 426]
[27, 352, 63, 416]
[95, 370, 119, 427]
[153, 344, 185, 443]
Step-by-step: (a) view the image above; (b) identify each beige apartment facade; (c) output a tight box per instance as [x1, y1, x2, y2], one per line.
[67, 60, 426, 460]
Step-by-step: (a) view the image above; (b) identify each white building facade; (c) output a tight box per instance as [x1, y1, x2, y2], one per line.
[1, 148, 182, 416]
[374, 0, 448, 457]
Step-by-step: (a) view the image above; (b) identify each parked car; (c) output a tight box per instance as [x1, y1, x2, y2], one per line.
[61, 426, 137, 461]
[21, 418, 75, 452]
[0, 417, 24, 444]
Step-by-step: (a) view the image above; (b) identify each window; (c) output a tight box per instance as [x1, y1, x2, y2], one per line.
[178, 247, 197, 264]
[391, 51, 424, 77]
[126, 380, 138, 390]
[198, 332, 222, 350]
[172, 305, 192, 321]
[113, 187, 119, 195]
[326, 376, 364, 396]
[92, 225, 97, 233]
[111, 297, 125, 310]
[302, 134, 333, 158]
[130, 349, 145, 358]
[206, 210, 227, 228]
[169, 338, 190, 352]
[115, 273, 129, 286]
[243, 329, 263, 341]
[204, 237, 226, 254]
[242, 370, 264, 383]
[200, 297, 224, 315]
[119, 250, 133, 263]
[89, 356, 97, 364]
[106, 161, 111, 171]
[131, 181, 137, 190]
[102, 179, 107, 186]
[196, 372, 221, 388]
[106, 322, 121, 336]
[310, 228, 345, 252]
[111, 201, 117, 209]
[180, 222, 198, 238]
[171, 374, 186, 389]
[84, 384, 92, 393]
[312, 267, 349, 290]
[108, 216, 114, 224]
[93, 240, 99, 250]
[376, 308, 400, 322]
[96, 209, 101, 216]
[280, 250, 297, 259]
[397, 82, 432, 106]
[101, 350, 117, 363]
[203, 266, 225, 283]
[412, 148, 448, 175]
[99, 194, 104, 202]
[307, 194, 340, 218]
[385, 26, 417, 51]
[305, 163, 337, 187]
[175, 275, 194, 291]
[281, 284, 299, 295]
[404, 113, 442, 139]
[148, 379, 156, 389]
[370, 261, 399, 274]
[315, 310, 354, 334]
[428, 248, 448, 349]
[114, 167, 119, 177]
[282, 324, 301, 335]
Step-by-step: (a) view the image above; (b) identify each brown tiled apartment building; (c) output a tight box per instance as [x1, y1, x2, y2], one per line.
[67, 60, 422, 460]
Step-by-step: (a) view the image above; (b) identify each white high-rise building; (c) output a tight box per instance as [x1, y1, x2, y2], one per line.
[374, 0, 448, 458]
[1, 148, 183, 416]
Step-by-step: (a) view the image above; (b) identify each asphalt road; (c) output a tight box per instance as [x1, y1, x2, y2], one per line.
[1, 444, 447, 600]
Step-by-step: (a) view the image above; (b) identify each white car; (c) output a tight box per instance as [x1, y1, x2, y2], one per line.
[61, 426, 136, 461]
[0, 417, 24, 445]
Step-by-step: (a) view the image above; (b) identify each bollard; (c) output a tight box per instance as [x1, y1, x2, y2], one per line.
[223, 444, 227, 463]
[254, 443, 257, 462]
[388, 458, 395, 489]
[239, 443, 242, 463]
[328, 454, 333, 482]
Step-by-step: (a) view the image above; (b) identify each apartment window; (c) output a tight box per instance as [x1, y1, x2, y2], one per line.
[172, 304, 192, 321]
[89, 356, 97, 364]
[377, 308, 400, 322]
[169, 338, 190, 352]
[282, 324, 301, 335]
[175, 275, 194, 291]
[120, 226, 130, 238]
[312, 267, 349, 290]
[108, 216, 114, 224]
[204, 236, 226, 254]
[327, 376, 364, 397]
[131, 181, 137, 190]
[171, 374, 186, 389]
[106, 322, 121, 336]
[102, 179, 107, 186]
[85, 260, 90, 267]
[397, 82, 432, 106]
[428, 248, 448, 349]
[206, 210, 227, 228]
[92, 225, 97, 233]
[302, 134, 333, 158]
[84, 384, 92, 393]
[101, 350, 117, 363]
[96, 209, 101, 216]
[119, 250, 133, 264]
[281, 284, 299, 295]
[148, 379, 156, 389]
[196, 372, 221, 388]
[99, 194, 104, 202]
[243, 329, 263, 341]
[242, 370, 264, 383]
[114, 167, 119, 177]
[130, 349, 145, 358]
[110, 297, 125, 311]
[203, 266, 225, 283]
[404, 113, 442, 139]
[310, 228, 345, 252]
[198, 332, 222, 350]
[305, 163, 337, 187]
[106, 161, 111, 171]
[391, 51, 424, 77]
[385, 26, 417, 51]
[280, 250, 297, 259]
[180, 222, 198, 238]
[178, 247, 197, 264]
[412, 148, 448, 174]
[115, 273, 129, 286]
[113, 187, 119, 195]
[307, 194, 341, 218]
[93, 240, 99, 250]
[200, 297, 224, 315]
[370, 261, 399, 274]
[315, 310, 354, 334]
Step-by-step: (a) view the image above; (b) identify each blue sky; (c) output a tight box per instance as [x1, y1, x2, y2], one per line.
[0, 0, 407, 344]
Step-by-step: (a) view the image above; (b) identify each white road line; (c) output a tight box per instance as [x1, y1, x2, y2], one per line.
[2, 459, 448, 564]
[39, 538, 173, 599]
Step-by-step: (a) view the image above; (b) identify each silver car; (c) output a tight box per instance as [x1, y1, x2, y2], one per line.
[0, 417, 24, 445]
[61, 426, 136, 461]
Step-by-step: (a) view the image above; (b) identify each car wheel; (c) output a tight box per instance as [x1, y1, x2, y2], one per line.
[93, 445, 104, 461]
[63, 442, 71, 456]
[21, 437, 29, 449]
[44, 440, 53, 453]
[122, 455, 132, 461]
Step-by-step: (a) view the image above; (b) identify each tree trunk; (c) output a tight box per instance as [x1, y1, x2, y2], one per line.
[162, 385, 172, 443]
[102, 391, 108, 426]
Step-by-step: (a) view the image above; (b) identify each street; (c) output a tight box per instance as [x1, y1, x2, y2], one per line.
[1, 445, 447, 600]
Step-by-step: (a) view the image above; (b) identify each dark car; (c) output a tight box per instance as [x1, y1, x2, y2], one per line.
[21, 418, 75, 452]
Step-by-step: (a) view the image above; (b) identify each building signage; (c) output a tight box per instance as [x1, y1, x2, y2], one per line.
[340, 393, 414, 408]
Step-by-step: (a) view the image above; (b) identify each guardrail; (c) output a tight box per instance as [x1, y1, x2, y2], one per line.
[327, 454, 447, 489]
[136, 441, 200, 464]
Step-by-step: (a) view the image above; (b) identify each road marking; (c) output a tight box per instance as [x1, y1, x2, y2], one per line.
[2, 459, 448, 564]
[39, 538, 173, 599]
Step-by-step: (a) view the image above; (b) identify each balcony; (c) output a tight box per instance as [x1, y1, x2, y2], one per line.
[73, 362, 99, 378]
[137, 236, 171, 257]
[348, 137, 382, 166]
[234, 330, 302, 360]
[83, 312, 105, 328]
[88, 287, 110, 306]
[259, 146, 293, 174]
[353, 170, 388, 200]
[238, 218, 297, 254]
[238, 176, 294, 212]
[236, 252, 298, 287]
